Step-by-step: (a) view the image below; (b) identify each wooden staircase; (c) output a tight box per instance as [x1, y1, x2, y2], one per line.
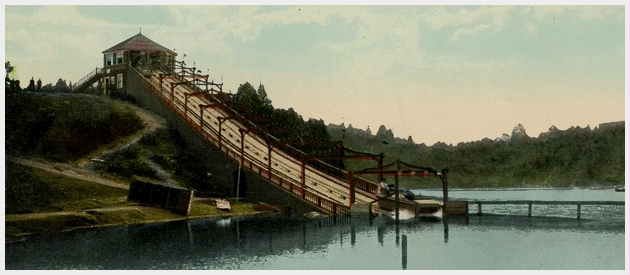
[71, 67, 103, 93]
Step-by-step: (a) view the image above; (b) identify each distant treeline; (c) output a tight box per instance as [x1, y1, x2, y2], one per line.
[327, 123, 625, 188]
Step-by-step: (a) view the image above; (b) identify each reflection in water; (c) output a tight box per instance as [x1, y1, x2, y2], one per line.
[401, 234, 408, 270]
[443, 218, 449, 244]
[5, 211, 625, 270]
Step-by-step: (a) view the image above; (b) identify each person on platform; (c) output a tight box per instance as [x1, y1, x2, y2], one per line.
[379, 179, 389, 196]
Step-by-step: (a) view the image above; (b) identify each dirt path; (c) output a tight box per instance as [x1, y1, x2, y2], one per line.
[8, 100, 167, 191]
[76, 101, 166, 171]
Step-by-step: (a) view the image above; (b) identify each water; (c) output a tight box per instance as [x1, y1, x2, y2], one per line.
[5, 189, 626, 270]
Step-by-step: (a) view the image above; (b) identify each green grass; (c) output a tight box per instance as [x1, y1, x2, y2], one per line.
[5, 162, 130, 215]
[5, 162, 128, 214]
[6, 201, 266, 238]
[5, 163, 266, 238]
[5, 212, 100, 237]
[188, 201, 258, 217]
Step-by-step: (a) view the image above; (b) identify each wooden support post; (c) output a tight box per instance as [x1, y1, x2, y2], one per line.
[348, 171, 355, 206]
[170, 84, 174, 105]
[300, 160, 305, 191]
[395, 160, 400, 222]
[528, 203, 533, 217]
[377, 153, 384, 183]
[441, 171, 448, 215]
[218, 118, 224, 150]
[184, 95, 189, 118]
[577, 204, 581, 220]
[267, 146, 272, 181]
[477, 203, 482, 216]
[199, 105, 204, 133]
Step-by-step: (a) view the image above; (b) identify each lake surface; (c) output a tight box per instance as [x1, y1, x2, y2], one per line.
[5, 188, 626, 270]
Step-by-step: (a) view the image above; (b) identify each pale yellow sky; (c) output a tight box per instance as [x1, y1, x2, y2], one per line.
[4, 4, 628, 144]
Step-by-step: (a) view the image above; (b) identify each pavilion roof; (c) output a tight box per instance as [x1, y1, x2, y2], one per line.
[102, 33, 177, 56]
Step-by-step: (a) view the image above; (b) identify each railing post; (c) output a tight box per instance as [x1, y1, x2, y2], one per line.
[300, 160, 305, 191]
[169, 84, 174, 105]
[348, 171, 355, 207]
[267, 146, 272, 181]
[528, 203, 533, 217]
[577, 204, 581, 220]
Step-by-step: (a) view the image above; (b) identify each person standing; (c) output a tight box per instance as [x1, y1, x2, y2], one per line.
[379, 179, 389, 196]
[28, 77, 35, 92]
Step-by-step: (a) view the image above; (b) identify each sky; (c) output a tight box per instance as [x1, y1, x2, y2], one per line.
[4, 3, 628, 145]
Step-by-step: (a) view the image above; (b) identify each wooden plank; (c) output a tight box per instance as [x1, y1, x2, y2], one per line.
[216, 199, 231, 211]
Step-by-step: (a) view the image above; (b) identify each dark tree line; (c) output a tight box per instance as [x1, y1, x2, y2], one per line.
[328, 123, 625, 188]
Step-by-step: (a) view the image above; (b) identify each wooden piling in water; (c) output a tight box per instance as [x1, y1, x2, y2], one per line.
[465, 200, 623, 219]
[401, 234, 408, 270]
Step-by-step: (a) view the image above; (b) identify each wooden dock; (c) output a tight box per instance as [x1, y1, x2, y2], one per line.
[444, 200, 625, 219]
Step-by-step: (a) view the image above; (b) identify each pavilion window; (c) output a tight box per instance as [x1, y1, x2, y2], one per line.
[106, 54, 113, 66]
[117, 74, 123, 89]
[116, 52, 123, 64]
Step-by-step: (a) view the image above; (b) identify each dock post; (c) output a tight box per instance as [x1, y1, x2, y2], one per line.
[441, 170, 448, 215]
[477, 203, 482, 216]
[577, 204, 581, 220]
[528, 203, 533, 217]
[395, 160, 400, 223]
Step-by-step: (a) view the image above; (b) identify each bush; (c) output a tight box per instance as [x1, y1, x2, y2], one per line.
[5, 93, 144, 162]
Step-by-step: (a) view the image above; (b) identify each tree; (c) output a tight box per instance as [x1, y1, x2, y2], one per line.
[229, 82, 273, 118]
[53, 78, 70, 93]
[5, 61, 21, 94]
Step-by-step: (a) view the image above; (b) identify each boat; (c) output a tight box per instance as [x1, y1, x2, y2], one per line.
[615, 187, 625, 192]
[375, 193, 443, 221]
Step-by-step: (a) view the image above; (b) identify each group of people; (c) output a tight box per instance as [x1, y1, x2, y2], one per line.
[25, 77, 42, 92]
[377, 178, 416, 201]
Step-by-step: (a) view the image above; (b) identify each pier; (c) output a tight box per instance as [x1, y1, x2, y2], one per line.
[445, 200, 625, 219]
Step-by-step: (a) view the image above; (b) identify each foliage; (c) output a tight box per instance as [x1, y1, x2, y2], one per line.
[5, 61, 22, 94]
[95, 126, 229, 197]
[98, 146, 158, 180]
[328, 123, 625, 188]
[5, 93, 145, 162]
[225, 82, 343, 169]
[5, 162, 52, 214]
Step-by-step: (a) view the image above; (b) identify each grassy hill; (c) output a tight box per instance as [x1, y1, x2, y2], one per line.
[5, 93, 145, 162]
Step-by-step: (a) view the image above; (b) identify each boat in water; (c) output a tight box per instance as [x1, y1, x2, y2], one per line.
[374, 193, 443, 221]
